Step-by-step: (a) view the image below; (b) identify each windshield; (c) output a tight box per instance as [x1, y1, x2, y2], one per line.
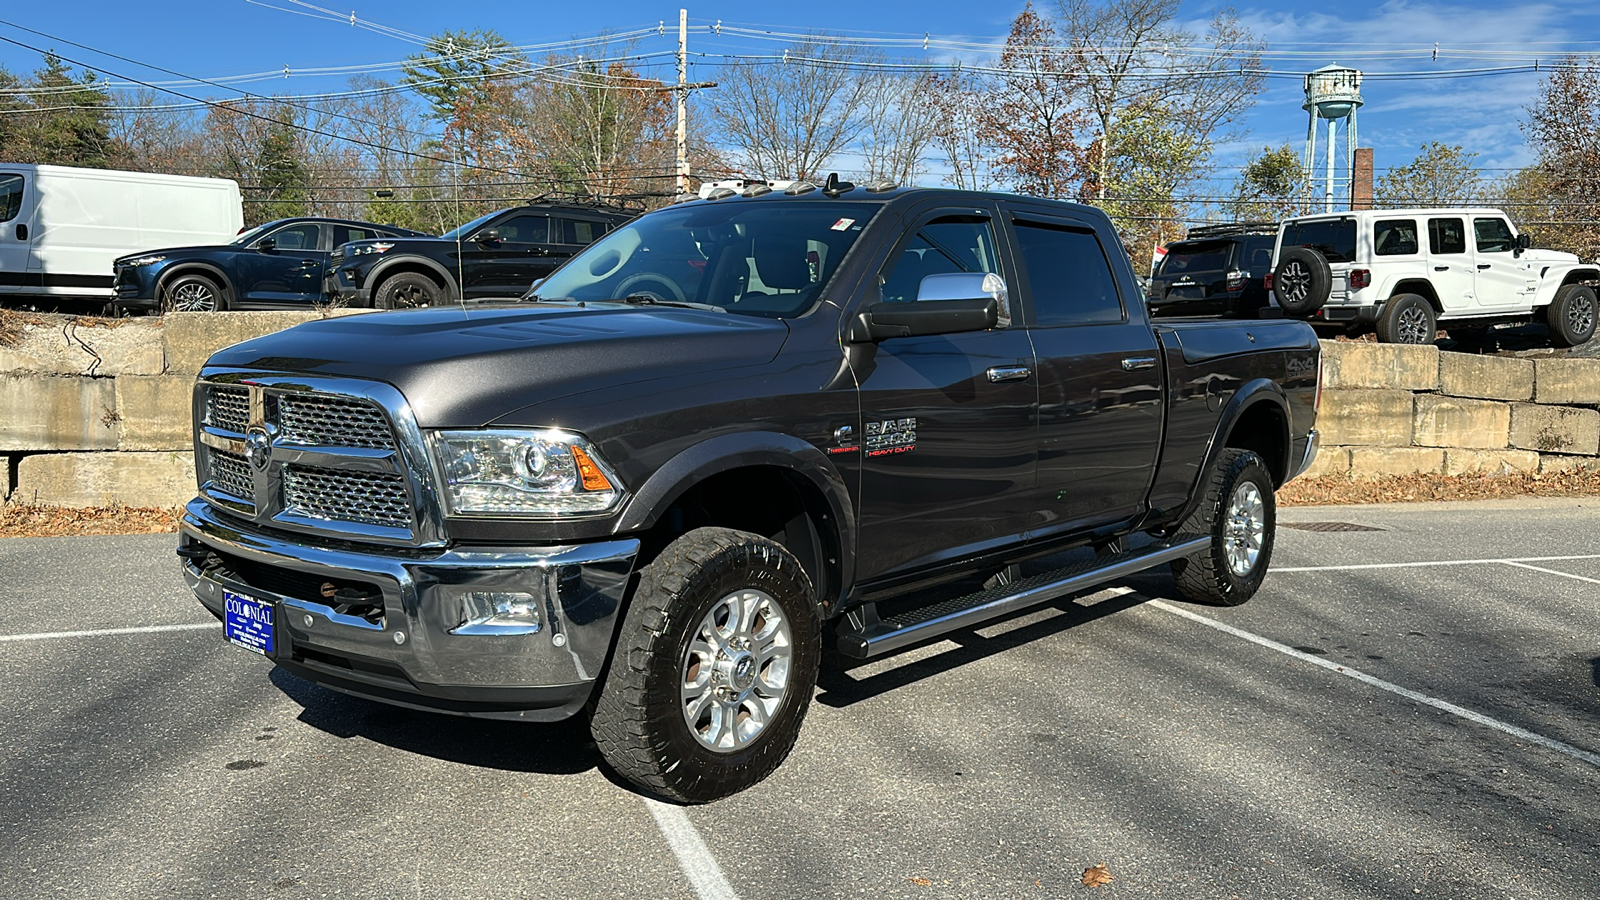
[230, 222, 275, 246]
[533, 200, 881, 318]
[439, 210, 501, 242]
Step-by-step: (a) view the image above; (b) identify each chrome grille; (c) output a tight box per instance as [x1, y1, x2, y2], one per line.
[207, 386, 249, 433]
[283, 465, 411, 529]
[209, 449, 254, 501]
[279, 394, 395, 450]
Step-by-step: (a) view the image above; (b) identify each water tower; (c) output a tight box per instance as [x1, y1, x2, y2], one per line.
[1303, 64, 1364, 213]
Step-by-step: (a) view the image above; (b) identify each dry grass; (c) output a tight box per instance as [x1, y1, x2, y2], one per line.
[1279, 470, 1600, 506]
[0, 505, 182, 538]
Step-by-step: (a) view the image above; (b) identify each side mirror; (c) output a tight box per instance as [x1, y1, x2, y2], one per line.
[848, 297, 999, 342]
[256, 237, 276, 251]
[1517, 232, 1532, 250]
[474, 229, 500, 244]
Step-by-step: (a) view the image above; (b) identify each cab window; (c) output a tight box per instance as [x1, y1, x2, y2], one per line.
[555, 218, 605, 245]
[0, 174, 23, 222]
[495, 215, 550, 243]
[1474, 218, 1515, 254]
[334, 225, 385, 246]
[1014, 220, 1123, 326]
[1374, 219, 1419, 256]
[1428, 218, 1466, 255]
[879, 215, 999, 304]
[264, 223, 321, 251]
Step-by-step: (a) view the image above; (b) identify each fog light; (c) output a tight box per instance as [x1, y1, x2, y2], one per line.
[455, 591, 542, 634]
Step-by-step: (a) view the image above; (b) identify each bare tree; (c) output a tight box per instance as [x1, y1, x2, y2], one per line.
[709, 36, 875, 181]
[927, 70, 998, 191]
[856, 71, 942, 184]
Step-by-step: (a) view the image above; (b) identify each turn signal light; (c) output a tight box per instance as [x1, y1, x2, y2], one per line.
[570, 445, 614, 492]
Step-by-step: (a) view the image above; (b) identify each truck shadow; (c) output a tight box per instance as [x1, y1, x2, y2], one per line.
[268, 667, 600, 776]
[814, 589, 1151, 708]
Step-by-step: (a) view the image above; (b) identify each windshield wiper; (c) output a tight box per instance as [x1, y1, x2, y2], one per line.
[613, 295, 727, 313]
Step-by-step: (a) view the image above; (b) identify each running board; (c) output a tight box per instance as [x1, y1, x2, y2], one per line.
[836, 535, 1209, 659]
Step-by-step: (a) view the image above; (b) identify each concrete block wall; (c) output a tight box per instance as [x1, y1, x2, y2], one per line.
[0, 310, 365, 508]
[1311, 341, 1600, 480]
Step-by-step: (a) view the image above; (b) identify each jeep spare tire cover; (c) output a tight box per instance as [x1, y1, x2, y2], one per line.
[1273, 247, 1332, 316]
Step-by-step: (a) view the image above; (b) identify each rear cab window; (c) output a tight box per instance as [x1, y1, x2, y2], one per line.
[1281, 219, 1357, 263]
[1374, 219, 1419, 256]
[1157, 242, 1231, 277]
[1428, 218, 1467, 255]
[1013, 218, 1124, 326]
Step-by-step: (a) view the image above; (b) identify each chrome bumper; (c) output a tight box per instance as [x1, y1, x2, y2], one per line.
[1288, 429, 1320, 481]
[180, 498, 638, 720]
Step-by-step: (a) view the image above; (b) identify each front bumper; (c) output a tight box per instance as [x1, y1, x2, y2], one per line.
[325, 265, 372, 306]
[180, 498, 639, 720]
[112, 264, 161, 310]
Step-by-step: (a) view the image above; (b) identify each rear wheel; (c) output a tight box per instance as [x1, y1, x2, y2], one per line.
[373, 272, 441, 309]
[162, 274, 227, 313]
[1376, 293, 1436, 344]
[591, 527, 820, 803]
[1171, 449, 1275, 606]
[1546, 284, 1597, 347]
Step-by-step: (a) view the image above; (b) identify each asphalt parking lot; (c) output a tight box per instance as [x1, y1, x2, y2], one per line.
[3, 497, 1598, 899]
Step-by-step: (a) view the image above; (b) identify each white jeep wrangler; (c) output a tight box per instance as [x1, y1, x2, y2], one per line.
[1268, 208, 1599, 346]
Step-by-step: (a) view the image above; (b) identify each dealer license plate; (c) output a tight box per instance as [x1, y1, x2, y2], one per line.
[223, 589, 276, 655]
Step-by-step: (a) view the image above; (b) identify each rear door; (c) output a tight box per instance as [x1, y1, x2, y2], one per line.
[1002, 206, 1163, 537]
[1425, 216, 1474, 310]
[0, 172, 29, 296]
[851, 201, 1039, 581]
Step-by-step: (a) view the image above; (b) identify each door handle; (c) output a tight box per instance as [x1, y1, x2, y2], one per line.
[986, 365, 1031, 383]
[1121, 357, 1157, 371]
[14, 224, 25, 241]
[300, 259, 321, 267]
[1477, 264, 1491, 270]
[1433, 266, 1449, 271]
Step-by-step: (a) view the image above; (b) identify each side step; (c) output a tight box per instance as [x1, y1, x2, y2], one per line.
[836, 535, 1209, 659]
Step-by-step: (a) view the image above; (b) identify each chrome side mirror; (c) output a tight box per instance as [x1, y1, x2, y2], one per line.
[917, 272, 1009, 327]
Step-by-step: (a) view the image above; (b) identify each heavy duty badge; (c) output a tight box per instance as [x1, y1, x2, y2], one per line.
[864, 417, 917, 457]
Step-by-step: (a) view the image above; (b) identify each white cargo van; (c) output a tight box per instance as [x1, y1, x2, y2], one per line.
[0, 164, 242, 306]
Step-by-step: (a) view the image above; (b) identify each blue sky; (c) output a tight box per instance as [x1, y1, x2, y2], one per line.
[3, 0, 1599, 190]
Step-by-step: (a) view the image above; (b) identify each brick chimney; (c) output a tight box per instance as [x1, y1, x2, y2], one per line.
[1352, 148, 1374, 211]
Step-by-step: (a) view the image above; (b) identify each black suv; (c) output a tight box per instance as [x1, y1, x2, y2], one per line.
[113, 217, 431, 314]
[1147, 222, 1277, 318]
[326, 203, 635, 308]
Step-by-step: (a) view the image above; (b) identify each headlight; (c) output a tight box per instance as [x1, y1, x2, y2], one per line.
[347, 242, 394, 256]
[123, 255, 166, 267]
[432, 428, 623, 517]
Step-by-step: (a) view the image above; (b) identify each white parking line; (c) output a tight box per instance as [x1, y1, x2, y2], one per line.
[1502, 561, 1600, 586]
[644, 798, 739, 900]
[0, 623, 215, 643]
[1274, 553, 1600, 573]
[1150, 599, 1600, 769]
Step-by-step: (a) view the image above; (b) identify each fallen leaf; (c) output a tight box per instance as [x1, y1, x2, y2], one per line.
[906, 876, 933, 887]
[1082, 864, 1114, 888]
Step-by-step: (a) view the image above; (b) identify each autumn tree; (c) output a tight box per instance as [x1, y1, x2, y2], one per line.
[1523, 59, 1600, 259]
[1231, 144, 1307, 220]
[984, 4, 1086, 199]
[1092, 102, 1206, 262]
[1375, 142, 1485, 208]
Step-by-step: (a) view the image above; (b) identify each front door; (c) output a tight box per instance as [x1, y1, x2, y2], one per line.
[462, 213, 551, 297]
[238, 222, 326, 306]
[1003, 208, 1163, 536]
[1425, 216, 1474, 311]
[1470, 216, 1536, 310]
[0, 172, 31, 296]
[851, 204, 1039, 581]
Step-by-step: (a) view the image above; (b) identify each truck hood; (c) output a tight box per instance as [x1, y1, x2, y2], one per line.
[204, 303, 791, 426]
[1520, 249, 1581, 264]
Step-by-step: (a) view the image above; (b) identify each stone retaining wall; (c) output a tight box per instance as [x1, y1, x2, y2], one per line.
[1305, 342, 1600, 480]
[3, 315, 1598, 507]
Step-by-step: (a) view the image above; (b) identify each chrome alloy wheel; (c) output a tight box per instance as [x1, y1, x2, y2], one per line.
[680, 588, 793, 753]
[1568, 293, 1595, 336]
[1396, 305, 1433, 344]
[168, 281, 217, 312]
[1224, 481, 1266, 577]
[1278, 260, 1309, 303]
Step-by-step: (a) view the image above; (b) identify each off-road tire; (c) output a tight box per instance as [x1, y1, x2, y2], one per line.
[1546, 284, 1597, 348]
[1171, 449, 1275, 606]
[1272, 247, 1332, 316]
[162, 273, 228, 313]
[373, 271, 441, 309]
[590, 527, 820, 804]
[1376, 293, 1437, 345]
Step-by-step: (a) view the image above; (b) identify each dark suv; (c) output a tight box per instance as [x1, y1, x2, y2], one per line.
[325, 203, 635, 308]
[1147, 222, 1278, 318]
[113, 217, 430, 314]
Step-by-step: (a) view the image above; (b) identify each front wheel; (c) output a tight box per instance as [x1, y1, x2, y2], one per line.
[1171, 449, 1276, 606]
[591, 527, 820, 803]
[373, 272, 441, 309]
[1546, 284, 1597, 348]
[162, 274, 227, 313]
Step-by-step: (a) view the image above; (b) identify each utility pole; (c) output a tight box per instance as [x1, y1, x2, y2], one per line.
[662, 8, 716, 195]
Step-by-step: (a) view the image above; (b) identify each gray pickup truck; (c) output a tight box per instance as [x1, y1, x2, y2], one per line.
[178, 185, 1321, 802]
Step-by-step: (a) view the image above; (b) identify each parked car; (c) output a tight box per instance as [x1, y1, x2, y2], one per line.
[112, 217, 431, 314]
[325, 202, 635, 308]
[177, 184, 1320, 802]
[1, 163, 242, 309]
[1268, 208, 1600, 345]
[1147, 222, 1277, 318]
